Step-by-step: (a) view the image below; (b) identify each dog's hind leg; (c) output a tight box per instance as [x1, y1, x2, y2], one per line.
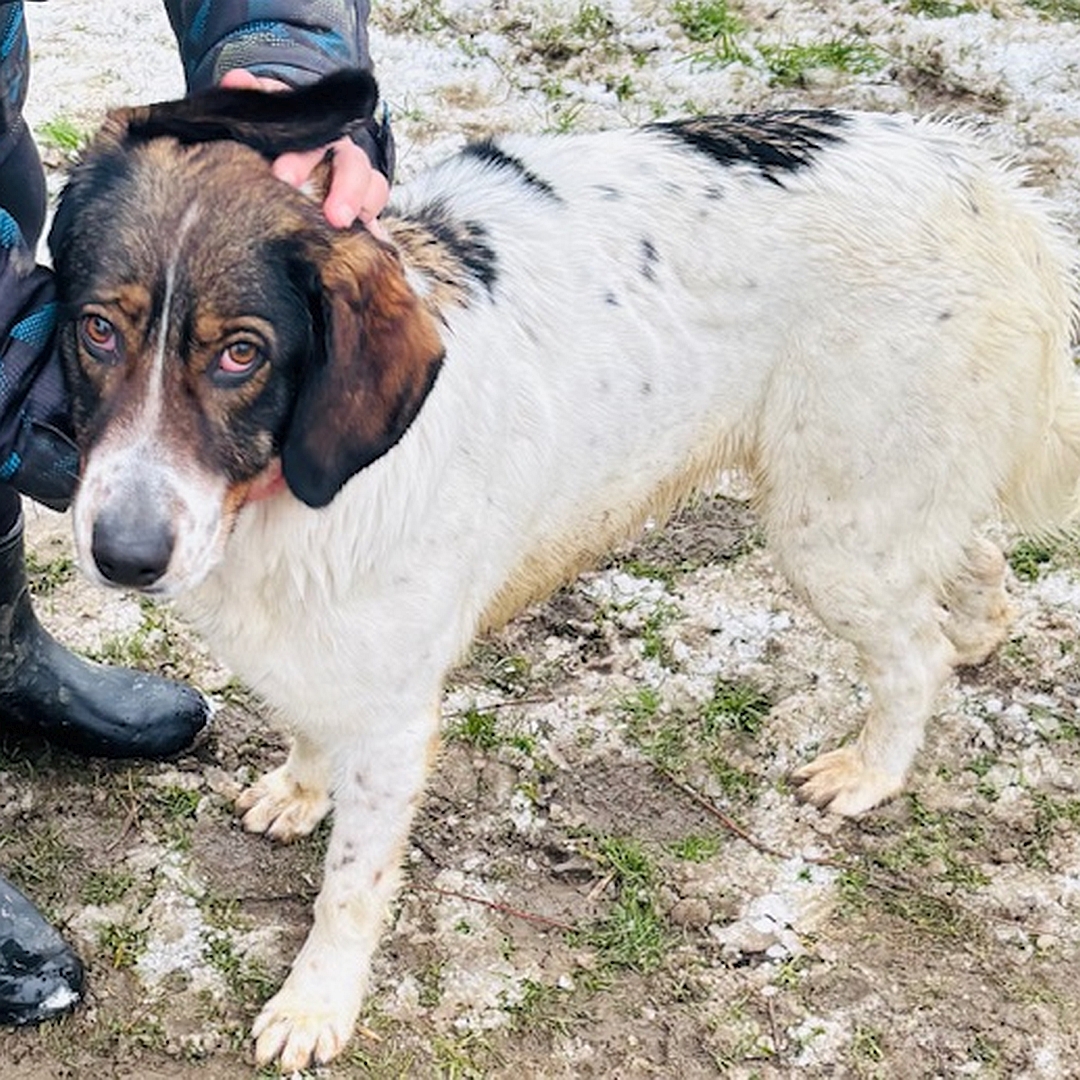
[237, 731, 333, 841]
[762, 484, 960, 816]
[942, 537, 1013, 667]
[790, 606, 954, 816]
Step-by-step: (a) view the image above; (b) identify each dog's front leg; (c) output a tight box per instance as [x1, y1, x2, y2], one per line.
[237, 731, 333, 841]
[250, 704, 439, 1071]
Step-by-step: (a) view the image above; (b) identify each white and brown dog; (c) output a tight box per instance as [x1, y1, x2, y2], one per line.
[49, 70, 1080, 1069]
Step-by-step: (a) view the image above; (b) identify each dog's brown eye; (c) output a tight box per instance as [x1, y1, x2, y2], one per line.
[216, 341, 263, 380]
[79, 314, 119, 358]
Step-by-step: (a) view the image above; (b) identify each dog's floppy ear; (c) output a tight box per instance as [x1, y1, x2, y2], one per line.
[121, 69, 380, 159]
[281, 235, 445, 508]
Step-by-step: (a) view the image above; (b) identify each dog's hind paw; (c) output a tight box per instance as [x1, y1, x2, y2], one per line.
[237, 765, 331, 841]
[252, 988, 356, 1072]
[792, 746, 904, 817]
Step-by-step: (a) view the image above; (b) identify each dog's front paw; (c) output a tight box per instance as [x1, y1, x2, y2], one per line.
[252, 986, 358, 1071]
[237, 765, 331, 841]
[792, 746, 904, 816]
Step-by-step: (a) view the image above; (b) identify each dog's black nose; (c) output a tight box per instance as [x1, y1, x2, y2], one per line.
[91, 512, 174, 589]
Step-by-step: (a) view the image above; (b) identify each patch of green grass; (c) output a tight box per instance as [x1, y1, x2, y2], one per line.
[430, 1031, 493, 1079]
[1023, 793, 1080, 867]
[872, 796, 990, 890]
[579, 836, 669, 972]
[1008, 537, 1057, 581]
[36, 115, 88, 154]
[584, 898, 667, 971]
[505, 978, 578, 1037]
[99, 922, 148, 969]
[1024, 0, 1080, 20]
[702, 677, 772, 737]
[201, 927, 278, 1004]
[619, 685, 663, 725]
[621, 557, 680, 588]
[906, 0, 977, 14]
[969, 1032, 1001, 1065]
[618, 687, 688, 771]
[377, 0, 451, 33]
[149, 783, 202, 850]
[673, 0, 743, 42]
[669, 833, 721, 862]
[760, 38, 886, 87]
[569, 1, 615, 39]
[467, 641, 533, 696]
[447, 707, 501, 751]
[619, 677, 770, 791]
[707, 755, 760, 801]
[90, 600, 184, 670]
[834, 801, 992, 939]
[2, 822, 80, 898]
[673, 0, 749, 64]
[850, 1024, 885, 1065]
[640, 602, 680, 668]
[24, 549, 76, 595]
[153, 784, 201, 821]
[416, 961, 444, 1009]
[81, 868, 136, 906]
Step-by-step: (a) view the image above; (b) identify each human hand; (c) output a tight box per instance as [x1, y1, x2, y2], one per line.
[219, 69, 390, 238]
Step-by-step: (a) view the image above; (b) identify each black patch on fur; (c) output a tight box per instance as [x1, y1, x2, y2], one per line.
[461, 140, 562, 202]
[414, 200, 499, 297]
[648, 110, 849, 186]
[640, 238, 659, 282]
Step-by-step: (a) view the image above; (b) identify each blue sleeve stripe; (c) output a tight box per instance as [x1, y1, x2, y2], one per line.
[0, 208, 23, 249]
[0, 450, 19, 481]
[11, 304, 57, 348]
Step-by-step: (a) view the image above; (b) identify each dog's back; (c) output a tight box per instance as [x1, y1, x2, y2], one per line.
[352, 112, 1080, 628]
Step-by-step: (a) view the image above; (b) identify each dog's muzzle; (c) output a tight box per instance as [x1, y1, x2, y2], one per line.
[90, 502, 176, 590]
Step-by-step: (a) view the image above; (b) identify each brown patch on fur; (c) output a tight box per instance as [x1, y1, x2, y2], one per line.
[281, 231, 446, 506]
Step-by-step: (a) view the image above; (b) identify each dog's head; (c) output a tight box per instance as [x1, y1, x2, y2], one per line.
[50, 71, 444, 596]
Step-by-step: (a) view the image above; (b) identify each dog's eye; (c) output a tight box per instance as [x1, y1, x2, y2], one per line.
[79, 314, 119, 360]
[213, 341, 264, 384]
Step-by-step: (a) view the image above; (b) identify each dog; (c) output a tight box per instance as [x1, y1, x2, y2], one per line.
[48, 70, 1080, 1070]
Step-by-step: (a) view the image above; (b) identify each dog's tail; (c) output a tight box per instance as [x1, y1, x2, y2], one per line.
[120, 69, 379, 160]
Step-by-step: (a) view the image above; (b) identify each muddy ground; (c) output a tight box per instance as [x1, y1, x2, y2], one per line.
[3, 1, 1080, 1077]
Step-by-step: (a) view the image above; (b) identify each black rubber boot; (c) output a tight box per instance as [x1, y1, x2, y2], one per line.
[0, 513, 209, 759]
[0, 874, 83, 1025]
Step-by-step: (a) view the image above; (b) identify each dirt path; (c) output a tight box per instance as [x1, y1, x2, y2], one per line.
[3, 1, 1080, 1076]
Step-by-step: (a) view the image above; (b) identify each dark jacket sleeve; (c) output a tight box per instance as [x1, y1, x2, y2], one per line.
[0, 3, 30, 158]
[0, 210, 78, 511]
[163, 0, 373, 92]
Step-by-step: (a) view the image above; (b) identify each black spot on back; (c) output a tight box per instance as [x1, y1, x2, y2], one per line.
[648, 110, 849, 186]
[413, 200, 498, 297]
[461, 139, 562, 202]
[640, 238, 659, 282]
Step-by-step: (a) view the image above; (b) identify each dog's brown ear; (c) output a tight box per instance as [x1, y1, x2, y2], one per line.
[122, 69, 379, 159]
[281, 235, 445, 508]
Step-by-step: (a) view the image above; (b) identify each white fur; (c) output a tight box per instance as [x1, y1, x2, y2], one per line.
[74, 112, 1080, 1070]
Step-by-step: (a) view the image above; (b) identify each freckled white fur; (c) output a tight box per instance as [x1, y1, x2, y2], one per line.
[75, 113, 1080, 1070]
